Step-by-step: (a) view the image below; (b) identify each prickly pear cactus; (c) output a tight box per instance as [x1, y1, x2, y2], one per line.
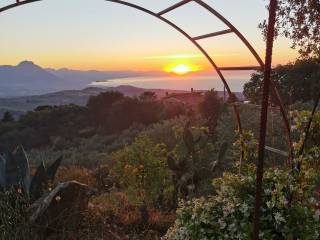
[168, 122, 229, 204]
[211, 142, 228, 171]
[183, 122, 195, 155]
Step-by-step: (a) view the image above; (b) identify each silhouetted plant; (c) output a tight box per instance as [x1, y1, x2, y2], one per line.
[0, 145, 62, 200]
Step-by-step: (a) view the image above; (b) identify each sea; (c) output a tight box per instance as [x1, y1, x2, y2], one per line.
[90, 75, 249, 92]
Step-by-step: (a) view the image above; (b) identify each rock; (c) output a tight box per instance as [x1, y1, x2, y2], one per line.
[29, 181, 96, 237]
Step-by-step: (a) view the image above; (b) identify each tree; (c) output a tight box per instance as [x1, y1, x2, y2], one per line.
[199, 90, 223, 119]
[243, 58, 320, 104]
[16, 104, 87, 148]
[107, 97, 141, 133]
[86, 91, 124, 126]
[198, 89, 224, 136]
[1, 111, 14, 123]
[260, 0, 320, 58]
[139, 91, 157, 102]
[107, 96, 163, 133]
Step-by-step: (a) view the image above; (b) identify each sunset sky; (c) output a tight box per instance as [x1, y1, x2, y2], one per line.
[0, 0, 298, 73]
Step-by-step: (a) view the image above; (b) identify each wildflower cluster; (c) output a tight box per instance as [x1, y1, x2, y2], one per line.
[164, 110, 320, 240]
[164, 165, 320, 239]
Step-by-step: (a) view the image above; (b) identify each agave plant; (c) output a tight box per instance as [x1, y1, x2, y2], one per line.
[0, 145, 62, 200]
[0, 146, 30, 193]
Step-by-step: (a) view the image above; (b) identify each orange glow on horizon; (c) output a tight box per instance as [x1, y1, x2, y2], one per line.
[0, 48, 297, 72]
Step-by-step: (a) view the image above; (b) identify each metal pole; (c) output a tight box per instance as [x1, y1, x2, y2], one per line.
[252, 0, 278, 239]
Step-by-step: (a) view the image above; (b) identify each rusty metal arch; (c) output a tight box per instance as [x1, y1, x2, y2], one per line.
[0, 0, 293, 161]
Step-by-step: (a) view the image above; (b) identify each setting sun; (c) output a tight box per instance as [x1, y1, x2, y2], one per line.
[164, 63, 201, 75]
[172, 64, 191, 75]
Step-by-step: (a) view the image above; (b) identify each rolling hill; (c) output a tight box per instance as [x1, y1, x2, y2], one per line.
[0, 85, 244, 119]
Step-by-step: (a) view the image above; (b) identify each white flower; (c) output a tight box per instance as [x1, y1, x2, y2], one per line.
[274, 212, 285, 225]
[264, 188, 272, 195]
[314, 210, 320, 222]
[266, 201, 273, 209]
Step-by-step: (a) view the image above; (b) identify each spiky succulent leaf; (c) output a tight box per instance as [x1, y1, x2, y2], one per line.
[29, 161, 47, 200]
[13, 146, 31, 193]
[46, 156, 62, 182]
[4, 150, 15, 189]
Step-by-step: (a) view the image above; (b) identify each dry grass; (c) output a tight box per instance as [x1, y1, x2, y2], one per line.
[55, 166, 96, 187]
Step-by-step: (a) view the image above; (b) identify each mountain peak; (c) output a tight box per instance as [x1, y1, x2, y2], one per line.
[17, 60, 36, 67]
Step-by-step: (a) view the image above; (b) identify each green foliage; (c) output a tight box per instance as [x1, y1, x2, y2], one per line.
[165, 109, 320, 239]
[0, 104, 88, 150]
[0, 90, 186, 152]
[112, 135, 171, 205]
[87, 91, 124, 126]
[260, 0, 320, 57]
[143, 117, 188, 151]
[86, 91, 177, 134]
[108, 97, 162, 133]
[199, 89, 223, 120]
[233, 130, 258, 165]
[164, 164, 320, 240]
[237, 104, 288, 164]
[167, 123, 229, 205]
[244, 58, 320, 105]
[198, 89, 224, 137]
[290, 110, 320, 154]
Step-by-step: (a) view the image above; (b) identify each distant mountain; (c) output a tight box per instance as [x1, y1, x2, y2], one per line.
[0, 61, 68, 97]
[0, 61, 162, 97]
[46, 68, 160, 83]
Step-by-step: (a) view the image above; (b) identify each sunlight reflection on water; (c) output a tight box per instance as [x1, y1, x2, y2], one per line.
[90, 75, 248, 92]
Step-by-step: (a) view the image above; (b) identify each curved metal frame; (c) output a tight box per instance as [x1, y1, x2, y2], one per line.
[0, 0, 293, 161]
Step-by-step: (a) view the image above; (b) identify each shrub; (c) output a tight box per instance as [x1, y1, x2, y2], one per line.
[164, 110, 320, 240]
[112, 135, 171, 206]
[164, 165, 320, 240]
